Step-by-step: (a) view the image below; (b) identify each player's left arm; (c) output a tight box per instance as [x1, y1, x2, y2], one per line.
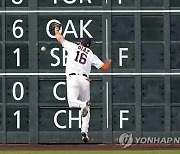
[54, 25, 65, 45]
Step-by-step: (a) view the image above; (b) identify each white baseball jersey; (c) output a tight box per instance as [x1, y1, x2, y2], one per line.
[62, 40, 104, 76]
[62, 39, 104, 135]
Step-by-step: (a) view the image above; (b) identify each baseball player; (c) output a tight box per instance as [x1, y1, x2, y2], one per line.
[53, 23, 111, 143]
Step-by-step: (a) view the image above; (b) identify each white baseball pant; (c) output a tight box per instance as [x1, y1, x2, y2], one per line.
[66, 74, 90, 134]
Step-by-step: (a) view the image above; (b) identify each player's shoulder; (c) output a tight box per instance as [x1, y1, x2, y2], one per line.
[64, 40, 76, 45]
[86, 47, 93, 54]
[63, 40, 78, 48]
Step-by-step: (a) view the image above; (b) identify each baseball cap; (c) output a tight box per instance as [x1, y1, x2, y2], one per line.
[81, 35, 92, 48]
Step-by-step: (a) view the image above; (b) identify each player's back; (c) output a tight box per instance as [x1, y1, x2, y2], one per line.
[63, 40, 94, 76]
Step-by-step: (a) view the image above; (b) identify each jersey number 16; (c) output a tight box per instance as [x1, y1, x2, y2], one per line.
[74, 51, 87, 64]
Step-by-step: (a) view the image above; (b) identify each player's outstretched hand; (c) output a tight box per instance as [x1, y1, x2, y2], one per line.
[104, 59, 112, 65]
[49, 22, 61, 32]
[55, 26, 60, 32]
[54, 23, 61, 31]
[100, 59, 112, 71]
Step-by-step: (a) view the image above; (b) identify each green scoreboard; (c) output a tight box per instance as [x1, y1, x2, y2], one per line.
[0, 0, 180, 144]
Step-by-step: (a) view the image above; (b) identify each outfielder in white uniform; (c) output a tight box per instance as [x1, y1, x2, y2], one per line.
[54, 24, 111, 143]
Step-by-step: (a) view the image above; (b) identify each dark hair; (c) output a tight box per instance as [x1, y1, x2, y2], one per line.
[81, 35, 92, 48]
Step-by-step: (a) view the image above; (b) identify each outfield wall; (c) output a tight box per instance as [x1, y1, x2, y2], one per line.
[0, 0, 180, 144]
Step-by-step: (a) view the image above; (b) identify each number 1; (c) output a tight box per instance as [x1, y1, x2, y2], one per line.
[14, 110, 20, 129]
[74, 51, 80, 62]
[54, 0, 57, 4]
[13, 48, 20, 67]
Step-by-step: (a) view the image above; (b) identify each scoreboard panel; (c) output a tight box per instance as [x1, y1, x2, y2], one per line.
[37, 0, 102, 8]
[0, 0, 180, 144]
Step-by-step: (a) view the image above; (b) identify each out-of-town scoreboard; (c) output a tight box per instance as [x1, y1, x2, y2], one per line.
[0, 0, 180, 144]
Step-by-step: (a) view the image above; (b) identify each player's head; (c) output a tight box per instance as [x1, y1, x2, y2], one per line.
[81, 35, 92, 48]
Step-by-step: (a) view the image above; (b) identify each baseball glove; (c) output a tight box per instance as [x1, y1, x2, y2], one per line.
[49, 22, 61, 32]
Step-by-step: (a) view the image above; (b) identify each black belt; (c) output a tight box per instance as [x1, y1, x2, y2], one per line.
[69, 73, 87, 77]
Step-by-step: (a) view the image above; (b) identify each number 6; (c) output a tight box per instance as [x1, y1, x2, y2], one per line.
[13, 19, 24, 39]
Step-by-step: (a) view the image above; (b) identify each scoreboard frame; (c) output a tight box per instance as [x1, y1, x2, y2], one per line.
[0, 0, 180, 144]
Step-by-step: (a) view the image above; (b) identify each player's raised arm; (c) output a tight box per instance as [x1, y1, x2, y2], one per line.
[100, 59, 112, 71]
[54, 23, 65, 45]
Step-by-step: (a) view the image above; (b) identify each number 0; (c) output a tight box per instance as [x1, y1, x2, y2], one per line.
[12, 82, 24, 101]
[12, 0, 23, 4]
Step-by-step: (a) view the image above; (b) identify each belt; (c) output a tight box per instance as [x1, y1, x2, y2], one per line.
[69, 73, 88, 77]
